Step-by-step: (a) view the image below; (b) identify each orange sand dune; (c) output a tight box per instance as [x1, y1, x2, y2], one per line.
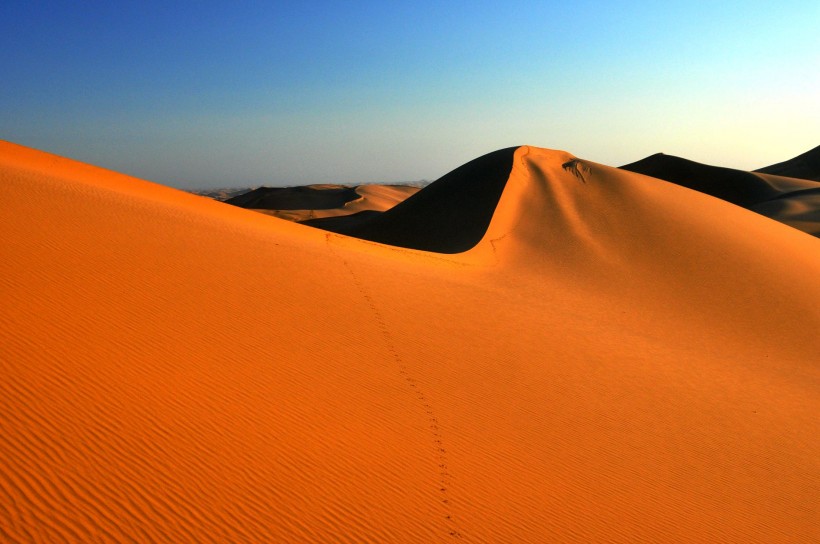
[621, 152, 820, 237]
[1, 140, 819, 543]
[225, 183, 420, 222]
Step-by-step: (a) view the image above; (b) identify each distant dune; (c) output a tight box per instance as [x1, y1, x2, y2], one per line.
[1, 140, 819, 542]
[755, 144, 820, 181]
[621, 152, 820, 237]
[221, 183, 421, 222]
[226, 184, 361, 209]
[189, 186, 258, 201]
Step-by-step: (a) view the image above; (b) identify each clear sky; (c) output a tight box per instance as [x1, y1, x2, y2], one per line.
[2, 1, 818, 188]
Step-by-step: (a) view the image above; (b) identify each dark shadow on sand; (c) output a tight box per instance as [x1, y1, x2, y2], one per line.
[302, 147, 519, 254]
[225, 186, 360, 210]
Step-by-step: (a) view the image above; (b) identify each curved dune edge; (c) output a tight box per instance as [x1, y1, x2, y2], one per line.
[224, 185, 362, 211]
[2, 141, 819, 542]
[248, 184, 422, 222]
[303, 147, 518, 254]
[619, 152, 820, 237]
[755, 144, 820, 182]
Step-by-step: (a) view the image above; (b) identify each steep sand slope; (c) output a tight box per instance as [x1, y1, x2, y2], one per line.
[303, 148, 517, 252]
[1, 141, 819, 543]
[756, 144, 820, 181]
[621, 152, 820, 236]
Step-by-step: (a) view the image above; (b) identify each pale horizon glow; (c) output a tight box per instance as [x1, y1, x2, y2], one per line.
[2, 1, 818, 188]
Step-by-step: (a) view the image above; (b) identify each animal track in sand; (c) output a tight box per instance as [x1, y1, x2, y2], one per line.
[326, 234, 463, 540]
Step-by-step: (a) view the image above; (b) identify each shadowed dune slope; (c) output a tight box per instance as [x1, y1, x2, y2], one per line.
[1, 141, 819, 543]
[225, 184, 360, 210]
[248, 184, 421, 222]
[621, 152, 820, 236]
[619, 152, 814, 205]
[747, 188, 820, 237]
[303, 147, 518, 253]
[755, 144, 820, 181]
[191, 186, 258, 201]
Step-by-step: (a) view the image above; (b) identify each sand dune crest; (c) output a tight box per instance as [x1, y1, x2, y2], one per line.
[621, 152, 820, 237]
[756, 144, 820, 181]
[304, 147, 518, 253]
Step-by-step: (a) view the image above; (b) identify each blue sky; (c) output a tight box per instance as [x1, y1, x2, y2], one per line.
[2, 1, 818, 188]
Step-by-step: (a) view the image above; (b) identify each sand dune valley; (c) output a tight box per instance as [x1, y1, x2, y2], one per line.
[2, 139, 820, 543]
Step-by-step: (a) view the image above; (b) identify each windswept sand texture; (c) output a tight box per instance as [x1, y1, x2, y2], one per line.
[1, 140, 819, 542]
[621, 153, 820, 237]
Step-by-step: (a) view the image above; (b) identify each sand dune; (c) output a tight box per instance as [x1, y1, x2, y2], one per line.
[226, 184, 361, 210]
[756, 144, 820, 181]
[303, 148, 517, 252]
[1, 140, 819, 542]
[621, 152, 820, 237]
[190, 186, 259, 201]
[747, 188, 820, 237]
[224, 183, 420, 222]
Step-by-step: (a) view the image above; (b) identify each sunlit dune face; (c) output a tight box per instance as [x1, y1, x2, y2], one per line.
[1, 141, 818, 543]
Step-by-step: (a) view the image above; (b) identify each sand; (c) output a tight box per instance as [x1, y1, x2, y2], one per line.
[303, 148, 517, 253]
[1, 140, 819, 542]
[224, 184, 421, 222]
[755, 144, 820, 181]
[621, 152, 820, 237]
